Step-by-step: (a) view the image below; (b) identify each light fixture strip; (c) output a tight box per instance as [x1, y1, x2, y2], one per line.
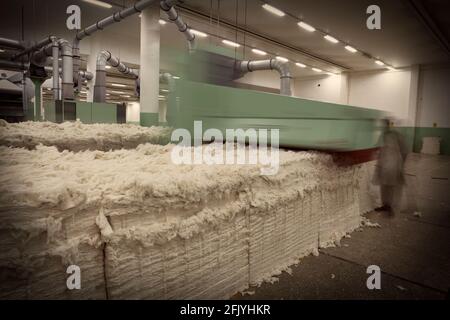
[82, 0, 112, 9]
[261, 4, 285, 17]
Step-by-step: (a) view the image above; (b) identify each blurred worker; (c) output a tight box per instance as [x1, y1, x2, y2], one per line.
[374, 119, 408, 215]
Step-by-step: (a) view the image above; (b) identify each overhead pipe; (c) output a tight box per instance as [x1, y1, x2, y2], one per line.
[235, 58, 292, 96]
[160, 0, 196, 51]
[0, 37, 25, 50]
[72, 0, 158, 100]
[12, 35, 56, 60]
[44, 66, 93, 80]
[94, 50, 138, 103]
[75, 0, 158, 41]
[0, 59, 29, 71]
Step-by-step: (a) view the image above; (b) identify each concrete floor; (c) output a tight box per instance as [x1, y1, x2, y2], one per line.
[234, 153, 450, 300]
[234, 209, 449, 300]
[233, 174, 450, 302]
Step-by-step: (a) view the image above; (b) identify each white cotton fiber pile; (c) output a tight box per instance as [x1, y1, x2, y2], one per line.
[0, 143, 379, 299]
[0, 120, 172, 152]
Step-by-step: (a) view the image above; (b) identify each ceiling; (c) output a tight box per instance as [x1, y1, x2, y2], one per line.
[179, 0, 450, 74]
[1, 0, 449, 101]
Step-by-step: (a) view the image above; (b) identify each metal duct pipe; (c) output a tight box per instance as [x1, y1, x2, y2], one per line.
[33, 40, 74, 99]
[0, 37, 25, 50]
[236, 59, 292, 96]
[75, 0, 158, 41]
[12, 35, 56, 60]
[0, 59, 29, 71]
[73, 0, 157, 101]
[78, 70, 94, 81]
[94, 50, 138, 103]
[159, 72, 175, 91]
[44, 66, 93, 80]
[160, 0, 196, 51]
[51, 40, 60, 100]
[57, 40, 74, 100]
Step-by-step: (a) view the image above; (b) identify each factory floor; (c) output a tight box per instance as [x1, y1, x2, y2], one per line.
[234, 209, 449, 300]
[235, 153, 450, 300]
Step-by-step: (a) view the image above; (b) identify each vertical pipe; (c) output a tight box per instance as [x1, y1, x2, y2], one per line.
[52, 41, 60, 100]
[59, 40, 74, 100]
[140, 3, 161, 126]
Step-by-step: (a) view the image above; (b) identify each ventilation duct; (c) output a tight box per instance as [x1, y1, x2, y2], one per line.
[235, 59, 292, 96]
[160, 0, 196, 51]
[94, 50, 138, 103]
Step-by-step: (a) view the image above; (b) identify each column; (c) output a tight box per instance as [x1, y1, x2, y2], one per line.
[139, 3, 160, 126]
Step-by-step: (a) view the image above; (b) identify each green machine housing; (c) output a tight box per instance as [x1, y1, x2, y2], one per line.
[44, 100, 126, 124]
[167, 79, 386, 155]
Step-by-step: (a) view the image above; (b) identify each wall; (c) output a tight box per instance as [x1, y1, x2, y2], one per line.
[413, 65, 450, 155]
[293, 65, 450, 154]
[293, 74, 346, 104]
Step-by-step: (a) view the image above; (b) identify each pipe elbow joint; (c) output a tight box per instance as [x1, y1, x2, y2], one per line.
[270, 59, 291, 79]
[97, 50, 111, 68]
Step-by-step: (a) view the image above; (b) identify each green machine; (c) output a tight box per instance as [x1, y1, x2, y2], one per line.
[167, 79, 385, 154]
[43, 100, 126, 124]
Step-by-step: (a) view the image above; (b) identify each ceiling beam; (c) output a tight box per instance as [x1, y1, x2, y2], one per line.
[406, 0, 450, 57]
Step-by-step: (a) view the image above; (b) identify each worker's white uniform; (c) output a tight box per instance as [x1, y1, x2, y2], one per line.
[374, 130, 407, 212]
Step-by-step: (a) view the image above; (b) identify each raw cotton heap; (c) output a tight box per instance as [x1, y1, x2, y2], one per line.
[0, 143, 379, 299]
[0, 120, 171, 152]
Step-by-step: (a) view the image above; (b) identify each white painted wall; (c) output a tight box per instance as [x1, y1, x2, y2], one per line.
[416, 65, 450, 127]
[293, 68, 420, 126]
[293, 74, 346, 104]
[234, 70, 282, 90]
[347, 69, 412, 123]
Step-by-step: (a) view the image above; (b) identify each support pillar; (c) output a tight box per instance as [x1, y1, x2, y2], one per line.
[139, 3, 160, 126]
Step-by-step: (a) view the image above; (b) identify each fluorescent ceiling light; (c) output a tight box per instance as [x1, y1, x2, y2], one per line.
[172, 76, 180, 79]
[82, 0, 112, 9]
[387, 66, 397, 71]
[324, 35, 339, 43]
[105, 65, 111, 69]
[190, 29, 207, 37]
[295, 62, 306, 68]
[297, 21, 315, 32]
[345, 45, 357, 53]
[121, 95, 131, 98]
[312, 68, 322, 72]
[276, 56, 288, 62]
[222, 39, 240, 47]
[326, 72, 335, 76]
[261, 4, 285, 17]
[159, 19, 167, 25]
[252, 48, 267, 56]
[0, 49, 4, 53]
[110, 90, 125, 94]
[161, 89, 169, 92]
[111, 83, 126, 87]
[106, 93, 110, 96]
[375, 60, 385, 66]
